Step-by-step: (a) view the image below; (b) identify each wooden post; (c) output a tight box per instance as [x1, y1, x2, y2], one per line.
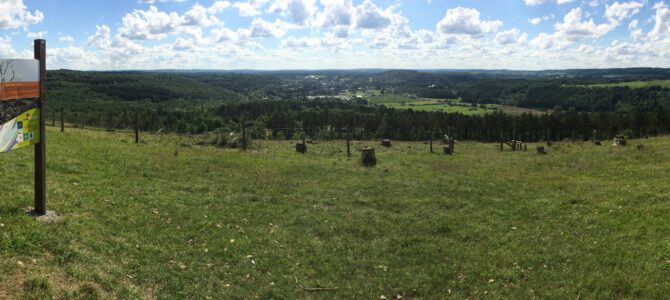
[135, 112, 139, 144]
[499, 129, 503, 151]
[361, 147, 376, 167]
[296, 141, 307, 153]
[34, 39, 46, 215]
[346, 127, 351, 158]
[449, 127, 455, 154]
[429, 130, 433, 153]
[60, 108, 64, 132]
[51, 109, 55, 127]
[242, 122, 247, 151]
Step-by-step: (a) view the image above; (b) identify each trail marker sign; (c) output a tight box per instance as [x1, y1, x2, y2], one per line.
[0, 59, 39, 100]
[0, 40, 47, 215]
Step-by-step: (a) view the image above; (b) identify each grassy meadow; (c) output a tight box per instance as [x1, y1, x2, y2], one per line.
[362, 91, 496, 115]
[0, 126, 669, 298]
[578, 80, 670, 88]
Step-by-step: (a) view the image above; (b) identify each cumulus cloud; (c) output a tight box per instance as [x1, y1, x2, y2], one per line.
[605, 1, 644, 23]
[0, 0, 43, 29]
[317, 0, 353, 27]
[208, 1, 232, 14]
[354, 0, 392, 29]
[234, 0, 271, 17]
[59, 35, 74, 43]
[524, 0, 575, 5]
[495, 28, 527, 45]
[119, 6, 184, 40]
[437, 7, 502, 37]
[26, 31, 47, 39]
[650, 2, 670, 39]
[267, 0, 317, 25]
[249, 18, 287, 37]
[553, 7, 614, 41]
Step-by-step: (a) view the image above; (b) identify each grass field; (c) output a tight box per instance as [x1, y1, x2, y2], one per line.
[364, 92, 496, 115]
[579, 80, 670, 88]
[1, 127, 669, 298]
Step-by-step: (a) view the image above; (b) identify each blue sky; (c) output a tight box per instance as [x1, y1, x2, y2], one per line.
[1, 0, 668, 70]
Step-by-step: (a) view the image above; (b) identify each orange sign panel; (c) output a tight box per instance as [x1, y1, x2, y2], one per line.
[0, 82, 39, 100]
[0, 59, 39, 101]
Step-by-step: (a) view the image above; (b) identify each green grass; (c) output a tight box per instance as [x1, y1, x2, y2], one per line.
[1, 127, 670, 298]
[368, 93, 496, 115]
[578, 80, 670, 88]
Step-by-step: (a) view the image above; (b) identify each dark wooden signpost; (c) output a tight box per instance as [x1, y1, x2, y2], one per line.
[0, 40, 47, 215]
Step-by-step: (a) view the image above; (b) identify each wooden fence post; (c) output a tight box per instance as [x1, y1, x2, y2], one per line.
[429, 130, 433, 153]
[135, 112, 139, 144]
[242, 122, 247, 151]
[499, 129, 503, 151]
[346, 127, 351, 158]
[34, 39, 46, 215]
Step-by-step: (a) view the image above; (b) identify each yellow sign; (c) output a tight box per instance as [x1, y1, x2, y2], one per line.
[0, 108, 40, 152]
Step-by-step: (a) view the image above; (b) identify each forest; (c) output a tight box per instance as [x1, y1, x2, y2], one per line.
[42, 68, 670, 142]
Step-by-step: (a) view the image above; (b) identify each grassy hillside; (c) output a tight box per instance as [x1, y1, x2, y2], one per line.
[1, 127, 669, 298]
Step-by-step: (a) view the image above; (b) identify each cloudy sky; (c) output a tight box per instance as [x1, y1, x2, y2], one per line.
[1, 0, 669, 70]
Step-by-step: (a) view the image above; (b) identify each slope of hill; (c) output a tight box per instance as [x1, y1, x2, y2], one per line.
[0, 127, 668, 298]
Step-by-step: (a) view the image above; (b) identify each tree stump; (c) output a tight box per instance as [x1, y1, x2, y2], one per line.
[613, 134, 626, 146]
[594, 140, 602, 146]
[636, 144, 644, 150]
[381, 139, 392, 147]
[535, 146, 546, 155]
[361, 147, 376, 167]
[296, 142, 307, 153]
[443, 146, 452, 155]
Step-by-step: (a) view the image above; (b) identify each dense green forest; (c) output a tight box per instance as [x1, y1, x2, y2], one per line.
[42, 69, 670, 142]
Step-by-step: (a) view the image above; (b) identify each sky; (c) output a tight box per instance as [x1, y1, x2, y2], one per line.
[1, 0, 670, 70]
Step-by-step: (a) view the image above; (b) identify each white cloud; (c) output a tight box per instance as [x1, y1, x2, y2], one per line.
[317, 0, 353, 28]
[437, 7, 502, 37]
[208, 1, 232, 14]
[495, 28, 527, 45]
[354, 0, 392, 29]
[234, 0, 271, 17]
[87, 25, 111, 47]
[267, 0, 317, 25]
[605, 1, 644, 23]
[249, 18, 287, 37]
[629, 19, 644, 40]
[183, 4, 222, 27]
[524, 0, 575, 5]
[528, 13, 554, 25]
[554, 7, 615, 41]
[59, 35, 74, 43]
[0, 0, 43, 29]
[173, 37, 193, 50]
[0, 36, 18, 57]
[119, 6, 184, 40]
[650, 1, 670, 39]
[26, 31, 47, 39]
[49, 47, 101, 70]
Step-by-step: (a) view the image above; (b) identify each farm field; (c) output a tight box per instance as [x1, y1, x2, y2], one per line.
[360, 91, 496, 115]
[579, 80, 670, 88]
[0, 127, 669, 298]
